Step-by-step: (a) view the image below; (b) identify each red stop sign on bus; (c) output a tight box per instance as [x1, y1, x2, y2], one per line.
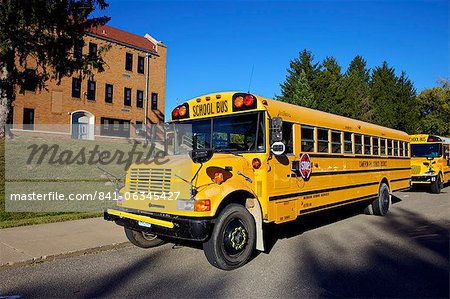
[299, 153, 312, 180]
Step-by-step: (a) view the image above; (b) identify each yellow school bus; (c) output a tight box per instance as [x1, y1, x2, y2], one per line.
[410, 134, 450, 193]
[104, 91, 411, 270]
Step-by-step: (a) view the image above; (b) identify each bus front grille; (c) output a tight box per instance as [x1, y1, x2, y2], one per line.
[411, 165, 421, 175]
[129, 168, 171, 194]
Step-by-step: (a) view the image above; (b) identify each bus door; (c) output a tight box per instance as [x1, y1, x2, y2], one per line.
[268, 121, 299, 223]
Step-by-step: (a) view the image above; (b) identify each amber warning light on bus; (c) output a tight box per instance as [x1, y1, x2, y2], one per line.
[232, 93, 257, 112]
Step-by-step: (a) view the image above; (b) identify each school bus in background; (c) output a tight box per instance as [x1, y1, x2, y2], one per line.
[409, 134, 450, 193]
[104, 91, 411, 270]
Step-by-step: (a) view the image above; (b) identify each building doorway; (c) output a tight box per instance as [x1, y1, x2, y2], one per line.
[71, 111, 94, 140]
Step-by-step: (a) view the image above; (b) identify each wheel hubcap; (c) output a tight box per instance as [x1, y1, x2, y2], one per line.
[223, 219, 248, 255]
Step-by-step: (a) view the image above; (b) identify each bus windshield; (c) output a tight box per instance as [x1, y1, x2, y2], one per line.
[411, 143, 442, 158]
[173, 112, 265, 155]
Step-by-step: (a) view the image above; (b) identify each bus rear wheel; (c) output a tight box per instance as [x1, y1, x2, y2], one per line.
[124, 227, 165, 248]
[370, 182, 391, 216]
[430, 175, 443, 194]
[203, 204, 255, 270]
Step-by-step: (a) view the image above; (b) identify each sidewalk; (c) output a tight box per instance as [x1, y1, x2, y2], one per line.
[0, 217, 128, 268]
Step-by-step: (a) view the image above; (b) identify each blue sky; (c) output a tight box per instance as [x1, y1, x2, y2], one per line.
[102, 0, 449, 113]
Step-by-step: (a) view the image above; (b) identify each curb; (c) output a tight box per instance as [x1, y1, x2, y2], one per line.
[0, 242, 131, 271]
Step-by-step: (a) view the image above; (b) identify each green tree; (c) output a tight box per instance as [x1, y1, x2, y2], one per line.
[279, 70, 315, 108]
[395, 71, 418, 134]
[0, 0, 110, 137]
[369, 61, 398, 128]
[340, 55, 370, 120]
[278, 49, 321, 105]
[314, 56, 344, 114]
[416, 82, 450, 136]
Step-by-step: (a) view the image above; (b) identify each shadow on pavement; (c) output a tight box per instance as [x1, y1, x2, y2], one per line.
[295, 207, 449, 298]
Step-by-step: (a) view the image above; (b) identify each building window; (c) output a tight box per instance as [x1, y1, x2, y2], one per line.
[135, 121, 143, 133]
[100, 117, 130, 138]
[137, 56, 145, 74]
[331, 131, 341, 154]
[151, 93, 158, 110]
[355, 134, 363, 154]
[136, 90, 144, 108]
[125, 53, 133, 71]
[87, 80, 96, 100]
[124, 88, 132, 106]
[23, 69, 37, 91]
[344, 132, 353, 154]
[105, 84, 113, 103]
[23, 108, 34, 131]
[72, 78, 81, 98]
[301, 126, 314, 152]
[364, 135, 371, 155]
[317, 128, 329, 153]
[89, 43, 97, 57]
[74, 42, 83, 58]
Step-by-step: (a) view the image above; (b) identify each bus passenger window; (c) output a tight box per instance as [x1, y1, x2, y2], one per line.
[405, 142, 409, 157]
[355, 134, 363, 154]
[344, 132, 353, 154]
[301, 126, 315, 152]
[394, 141, 399, 156]
[318, 128, 329, 153]
[400, 142, 404, 156]
[387, 139, 393, 156]
[282, 122, 294, 154]
[380, 138, 386, 155]
[364, 136, 371, 155]
[373, 137, 379, 155]
[332, 131, 342, 154]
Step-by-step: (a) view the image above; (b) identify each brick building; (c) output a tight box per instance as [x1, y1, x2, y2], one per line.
[11, 25, 167, 140]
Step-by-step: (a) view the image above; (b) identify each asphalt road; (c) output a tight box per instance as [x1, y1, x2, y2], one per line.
[1, 186, 449, 298]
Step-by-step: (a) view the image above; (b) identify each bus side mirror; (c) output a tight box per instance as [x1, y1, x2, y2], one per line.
[271, 117, 283, 143]
[190, 148, 214, 164]
[271, 142, 285, 156]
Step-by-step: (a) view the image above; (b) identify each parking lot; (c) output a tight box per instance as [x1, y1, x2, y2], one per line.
[1, 187, 449, 298]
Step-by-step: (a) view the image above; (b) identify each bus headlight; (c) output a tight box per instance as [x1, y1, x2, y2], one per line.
[177, 199, 194, 211]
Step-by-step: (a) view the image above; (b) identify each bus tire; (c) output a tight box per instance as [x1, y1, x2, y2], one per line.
[430, 175, 442, 194]
[203, 204, 255, 270]
[124, 227, 165, 248]
[372, 182, 391, 216]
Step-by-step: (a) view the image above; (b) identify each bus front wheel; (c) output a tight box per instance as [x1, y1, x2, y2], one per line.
[430, 175, 443, 194]
[124, 227, 165, 248]
[203, 204, 255, 270]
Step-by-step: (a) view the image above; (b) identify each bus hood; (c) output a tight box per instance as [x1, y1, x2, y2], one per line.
[116, 153, 253, 216]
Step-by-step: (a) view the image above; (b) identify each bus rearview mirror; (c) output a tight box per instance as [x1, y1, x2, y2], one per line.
[271, 141, 285, 156]
[271, 117, 283, 143]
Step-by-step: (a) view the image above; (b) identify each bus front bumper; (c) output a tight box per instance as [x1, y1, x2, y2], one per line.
[104, 208, 213, 242]
[411, 175, 437, 184]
